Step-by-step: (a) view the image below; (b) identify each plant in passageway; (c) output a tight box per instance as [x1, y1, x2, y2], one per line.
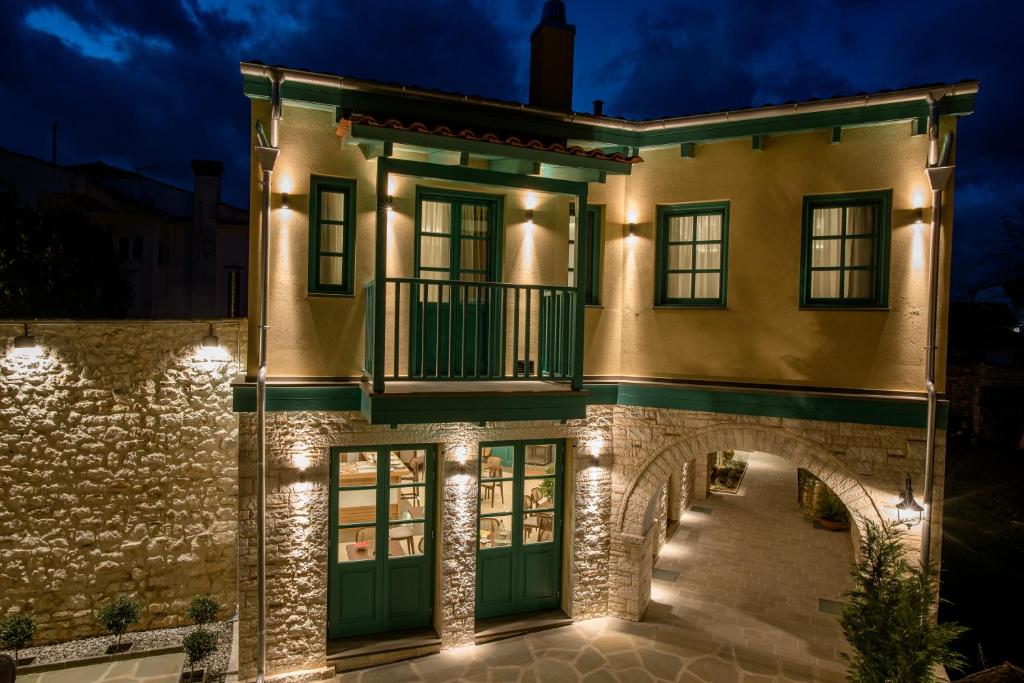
[186, 595, 220, 626]
[815, 489, 850, 529]
[0, 613, 37, 664]
[96, 596, 142, 654]
[182, 627, 217, 682]
[841, 520, 966, 682]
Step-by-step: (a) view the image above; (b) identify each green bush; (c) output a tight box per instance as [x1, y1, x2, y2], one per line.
[186, 596, 219, 626]
[0, 613, 36, 661]
[815, 490, 850, 524]
[182, 627, 217, 679]
[841, 520, 967, 682]
[95, 597, 142, 650]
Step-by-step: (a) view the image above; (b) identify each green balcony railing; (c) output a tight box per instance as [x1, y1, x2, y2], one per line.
[364, 277, 579, 387]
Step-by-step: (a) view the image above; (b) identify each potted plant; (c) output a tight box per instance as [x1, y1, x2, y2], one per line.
[96, 596, 142, 655]
[181, 628, 217, 683]
[0, 613, 37, 666]
[841, 520, 966, 682]
[815, 490, 850, 531]
[186, 596, 219, 626]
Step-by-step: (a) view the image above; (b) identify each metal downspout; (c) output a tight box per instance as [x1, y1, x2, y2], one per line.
[254, 72, 282, 683]
[921, 96, 955, 572]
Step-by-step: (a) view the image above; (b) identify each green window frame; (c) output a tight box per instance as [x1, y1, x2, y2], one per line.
[308, 175, 357, 295]
[800, 190, 892, 308]
[414, 187, 504, 283]
[569, 205, 602, 306]
[655, 202, 729, 307]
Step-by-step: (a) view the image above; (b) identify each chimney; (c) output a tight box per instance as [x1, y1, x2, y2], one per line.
[190, 159, 224, 317]
[529, 0, 576, 111]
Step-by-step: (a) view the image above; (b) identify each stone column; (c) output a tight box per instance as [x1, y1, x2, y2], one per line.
[437, 440, 479, 649]
[570, 448, 611, 619]
[608, 531, 651, 621]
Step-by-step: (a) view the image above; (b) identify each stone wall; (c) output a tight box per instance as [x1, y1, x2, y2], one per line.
[0, 320, 244, 643]
[237, 408, 613, 681]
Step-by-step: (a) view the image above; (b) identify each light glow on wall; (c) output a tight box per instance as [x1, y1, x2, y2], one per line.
[912, 223, 926, 270]
[524, 191, 538, 211]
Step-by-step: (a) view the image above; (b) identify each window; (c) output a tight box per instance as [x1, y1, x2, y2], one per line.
[568, 205, 602, 305]
[800, 190, 891, 307]
[655, 202, 729, 306]
[309, 175, 357, 294]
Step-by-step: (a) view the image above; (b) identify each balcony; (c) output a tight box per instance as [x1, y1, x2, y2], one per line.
[361, 277, 587, 424]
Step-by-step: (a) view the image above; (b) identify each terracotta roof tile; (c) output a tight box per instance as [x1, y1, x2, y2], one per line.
[347, 114, 643, 164]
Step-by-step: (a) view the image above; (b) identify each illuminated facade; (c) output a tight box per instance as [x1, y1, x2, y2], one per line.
[234, 2, 977, 680]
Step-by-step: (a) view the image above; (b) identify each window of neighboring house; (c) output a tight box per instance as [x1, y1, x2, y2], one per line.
[800, 190, 892, 307]
[309, 175, 357, 294]
[655, 202, 729, 306]
[568, 205, 602, 305]
[131, 235, 143, 261]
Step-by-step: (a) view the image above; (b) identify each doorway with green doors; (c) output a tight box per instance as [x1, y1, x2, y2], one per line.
[413, 189, 502, 378]
[328, 445, 435, 639]
[476, 440, 564, 619]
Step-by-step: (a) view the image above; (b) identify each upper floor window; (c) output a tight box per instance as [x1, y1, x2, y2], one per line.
[568, 205, 602, 305]
[800, 190, 891, 308]
[655, 202, 729, 307]
[309, 175, 356, 295]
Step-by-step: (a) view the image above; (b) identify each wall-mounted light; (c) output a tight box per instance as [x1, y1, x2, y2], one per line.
[14, 323, 37, 351]
[201, 324, 220, 349]
[587, 437, 606, 462]
[525, 208, 534, 226]
[386, 195, 395, 215]
[294, 449, 310, 483]
[896, 474, 924, 529]
[279, 176, 292, 210]
[455, 445, 468, 475]
[627, 210, 638, 240]
[913, 207, 924, 224]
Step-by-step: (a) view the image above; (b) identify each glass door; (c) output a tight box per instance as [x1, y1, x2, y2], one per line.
[328, 445, 435, 639]
[413, 193, 498, 377]
[476, 440, 563, 619]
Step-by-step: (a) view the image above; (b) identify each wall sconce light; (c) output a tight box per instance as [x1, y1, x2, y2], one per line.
[627, 210, 638, 239]
[294, 450, 310, 482]
[587, 437, 606, 462]
[279, 176, 292, 210]
[896, 474, 924, 529]
[14, 323, 37, 350]
[628, 222, 637, 237]
[913, 207, 924, 224]
[201, 324, 220, 349]
[525, 209, 534, 226]
[386, 195, 394, 215]
[455, 445, 468, 475]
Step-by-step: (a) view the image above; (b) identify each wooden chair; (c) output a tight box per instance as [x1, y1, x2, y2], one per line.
[400, 453, 423, 505]
[355, 527, 375, 543]
[523, 495, 540, 539]
[537, 514, 554, 542]
[485, 455, 504, 479]
[480, 517, 505, 546]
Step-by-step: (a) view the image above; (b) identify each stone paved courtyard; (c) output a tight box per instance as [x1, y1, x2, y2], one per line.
[337, 450, 854, 682]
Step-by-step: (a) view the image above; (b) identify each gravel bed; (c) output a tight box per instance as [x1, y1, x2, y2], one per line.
[3, 619, 234, 680]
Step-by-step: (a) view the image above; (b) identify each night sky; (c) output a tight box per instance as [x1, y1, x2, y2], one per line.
[2, 0, 1021, 294]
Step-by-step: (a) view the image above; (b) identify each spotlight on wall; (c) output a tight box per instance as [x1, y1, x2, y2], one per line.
[386, 195, 395, 215]
[294, 449, 310, 482]
[627, 210, 638, 240]
[913, 207, 924, 225]
[202, 324, 220, 349]
[455, 445, 469, 475]
[14, 323, 37, 351]
[525, 208, 534, 226]
[587, 437, 606, 462]
[896, 474, 924, 529]
[279, 176, 292, 210]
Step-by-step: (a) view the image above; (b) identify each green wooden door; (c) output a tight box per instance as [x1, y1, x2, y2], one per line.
[328, 445, 435, 639]
[476, 440, 563, 619]
[413, 192, 498, 377]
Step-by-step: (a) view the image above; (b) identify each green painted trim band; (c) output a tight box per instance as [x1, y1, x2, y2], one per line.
[231, 381, 947, 429]
[242, 76, 976, 151]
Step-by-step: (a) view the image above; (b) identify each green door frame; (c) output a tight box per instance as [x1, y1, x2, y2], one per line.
[475, 439, 564, 619]
[327, 444, 436, 639]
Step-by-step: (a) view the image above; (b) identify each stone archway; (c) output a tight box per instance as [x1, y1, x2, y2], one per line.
[608, 423, 885, 620]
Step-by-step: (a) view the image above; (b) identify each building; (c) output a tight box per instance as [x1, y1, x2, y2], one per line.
[0, 148, 249, 318]
[233, 1, 978, 679]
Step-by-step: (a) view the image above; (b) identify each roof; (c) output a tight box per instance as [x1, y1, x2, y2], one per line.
[958, 663, 1024, 683]
[241, 61, 978, 134]
[346, 114, 642, 164]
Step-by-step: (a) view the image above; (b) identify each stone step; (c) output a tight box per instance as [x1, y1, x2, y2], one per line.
[474, 609, 572, 645]
[326, 627, 441, 673]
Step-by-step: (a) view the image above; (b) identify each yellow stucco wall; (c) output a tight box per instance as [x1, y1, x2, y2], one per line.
[248, 99, 956, 393]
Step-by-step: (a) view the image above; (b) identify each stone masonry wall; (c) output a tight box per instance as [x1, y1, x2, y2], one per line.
[0, 321, 244, 643]
[237, 408, 613, 682]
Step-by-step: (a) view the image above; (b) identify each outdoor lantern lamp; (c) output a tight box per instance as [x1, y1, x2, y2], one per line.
[896, 474, 924, 529]
[201, 324, 220, 349]
[14, 323, 37, 350]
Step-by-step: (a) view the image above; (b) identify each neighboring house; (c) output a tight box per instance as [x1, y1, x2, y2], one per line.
[234, 1, 978, 679]
[0, 148, 248, 318]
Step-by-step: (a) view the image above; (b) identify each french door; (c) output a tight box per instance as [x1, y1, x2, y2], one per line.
[413, 191, 499, 377]
[328, 445, 435, 638]
[476, 440, 563, 619]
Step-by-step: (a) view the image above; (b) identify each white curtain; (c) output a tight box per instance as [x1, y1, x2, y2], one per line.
[810, 208, 843, 298]
[460, 204, 489, 278]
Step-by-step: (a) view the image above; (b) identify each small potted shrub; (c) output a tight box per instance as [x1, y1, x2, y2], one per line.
[0, 613, 37, 666]
[186, 596, 219, 626]
[181, 628, 217, 683]
[96, 596, 142, 655]
[815, 490, 850, 531]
